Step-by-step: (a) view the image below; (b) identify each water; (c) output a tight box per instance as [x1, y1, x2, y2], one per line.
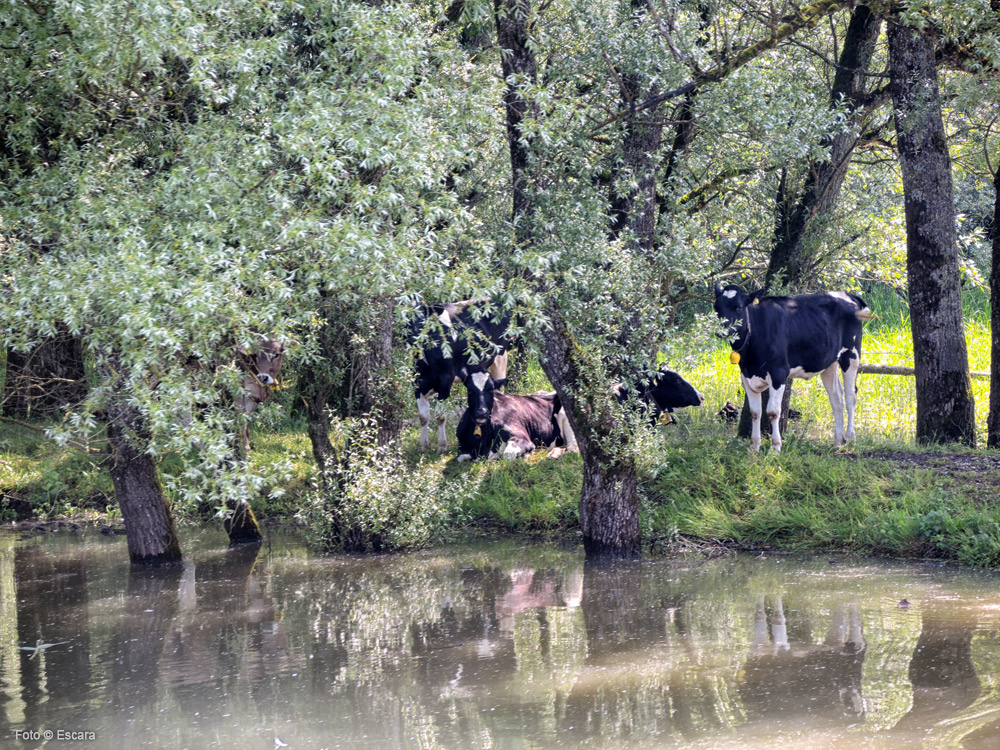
[2, 529, 1000, 749]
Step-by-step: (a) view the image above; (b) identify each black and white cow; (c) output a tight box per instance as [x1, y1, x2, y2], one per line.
[713, 284, 872, 452]
[616, 368, 705, 423]
[456, 372, 577, 461]
[409, 300, 510, 452]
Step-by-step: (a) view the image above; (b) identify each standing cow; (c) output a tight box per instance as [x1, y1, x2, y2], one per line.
[409, 300, 509, 452]
[713, 284, 872, 452]
[456, 372, 576, 461]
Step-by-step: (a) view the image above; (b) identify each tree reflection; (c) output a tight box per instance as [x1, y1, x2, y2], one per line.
[13, 542, 93, 734]
[109, 565, 183, 717]
[892, 603, 981, 743]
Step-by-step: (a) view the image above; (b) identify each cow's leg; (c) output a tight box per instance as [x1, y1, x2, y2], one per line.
[416, 392, 432, 451]
[742, 376, 764, 452]
[502, 440, 532, 459]
[842, 356, 860, 442]
[436, 408, 449, 453]
[820, 363, 846, 446]
[766, 382, 786, 453]
[554, 408, 578, 453]
[501, 431, 533, 459]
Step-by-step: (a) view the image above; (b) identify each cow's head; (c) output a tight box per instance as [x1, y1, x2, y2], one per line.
[713, 284, 762, 346]
[649, 368, 705, 412]
[462, 370, 507, 425]
[242, 338, 292, 404]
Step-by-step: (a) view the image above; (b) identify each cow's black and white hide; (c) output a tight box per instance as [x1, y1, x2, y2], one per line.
[713, 284, 872, 452]
[409, 300, 510, 452]
[616, 368, 704, 424]
[456, 372, 577, 461]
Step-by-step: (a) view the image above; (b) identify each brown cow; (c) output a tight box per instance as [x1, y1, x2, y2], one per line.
[234, 338, 293, 453]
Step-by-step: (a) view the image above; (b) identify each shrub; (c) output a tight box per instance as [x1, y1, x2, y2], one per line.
[298, 416, 470, 553]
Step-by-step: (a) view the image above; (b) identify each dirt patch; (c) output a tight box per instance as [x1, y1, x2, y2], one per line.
[854, 449, 1000, 500]
[860, 449, 1000, 473]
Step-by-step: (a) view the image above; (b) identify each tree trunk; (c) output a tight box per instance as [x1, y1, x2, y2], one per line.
[988, 168, 1000, 447]
[494, 0, 538, 226]
[580, 446, 640, 559]
[537, 307, 642, 559]
[223, 501, 263, 546]
[887, 19, 976, 446]
[495, 0, 642, 558]
[3, 331, 87, 419]
[350, 299, 403, 447]
[102, 357, 182, 565]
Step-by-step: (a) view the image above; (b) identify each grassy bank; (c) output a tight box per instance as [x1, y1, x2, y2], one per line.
[5, 315, 1000, 566]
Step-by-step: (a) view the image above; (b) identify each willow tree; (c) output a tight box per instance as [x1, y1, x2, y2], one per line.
[0, 0, 490, 562]
[488, 0, 856, 557]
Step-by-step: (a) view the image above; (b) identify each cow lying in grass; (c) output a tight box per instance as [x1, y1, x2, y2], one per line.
[456, 373, 576, 461]
[616, 367, 705, 423]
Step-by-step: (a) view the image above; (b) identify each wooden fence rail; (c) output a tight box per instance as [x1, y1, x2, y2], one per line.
[860, 364, 990, 380]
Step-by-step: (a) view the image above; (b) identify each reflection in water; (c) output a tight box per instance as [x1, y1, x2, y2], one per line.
[740, 596, 866, 724]
[2, 532, 1000, 749]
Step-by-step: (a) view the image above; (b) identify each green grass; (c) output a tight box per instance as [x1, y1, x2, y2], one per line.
[640, 436, 1000, 567]
[400, 437, 582, 534]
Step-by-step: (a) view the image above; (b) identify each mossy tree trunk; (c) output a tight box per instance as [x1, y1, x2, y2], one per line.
[887, 17, 975, 446]
[102, 355, 182, 565]
[987, 167, 1000, 447]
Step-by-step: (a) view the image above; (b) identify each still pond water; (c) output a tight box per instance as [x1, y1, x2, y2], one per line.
[2, 528, 1000, 749]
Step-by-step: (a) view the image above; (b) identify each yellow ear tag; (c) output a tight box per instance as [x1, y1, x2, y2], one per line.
[474, 425, 482, 437]
[730, 351, 741, 364]
[752, 297, 760, 304]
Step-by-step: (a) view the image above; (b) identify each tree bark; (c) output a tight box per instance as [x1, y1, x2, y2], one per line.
[988, 167, 1000, 447]
[3, 332, 87, 419]
[887, 19, 976, 446]
[223, 501, 263, 546]
[102, 356, 182, 565]
[495, 0, 642, 558]
[537, 307, 642, 559]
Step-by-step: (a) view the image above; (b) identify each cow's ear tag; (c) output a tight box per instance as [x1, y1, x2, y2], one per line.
[730, 352, 741, 364]
[752, 297, 760, 305]
[474, 425, 482, 437]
